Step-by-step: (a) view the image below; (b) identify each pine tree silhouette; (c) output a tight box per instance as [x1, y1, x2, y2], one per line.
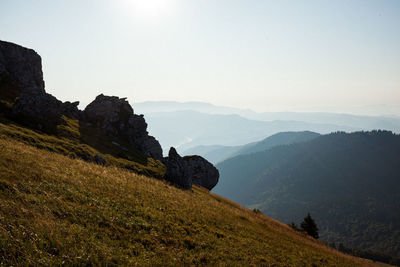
[300, 213, 319, 239]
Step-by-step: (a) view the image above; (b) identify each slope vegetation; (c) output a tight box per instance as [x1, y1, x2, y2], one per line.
[0, 116, 165, 178]
[215, 131, 400, 260]
[0, 138, 375, 266]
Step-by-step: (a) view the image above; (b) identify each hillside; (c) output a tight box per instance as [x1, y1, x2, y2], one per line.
[0, 40, 219, 191]
[214, 131, 400, 260]
[184, 131, 320, 164]
[0, 40, 165, 178]
[0, 137, 377, 266]
[0, 39, 391, 266]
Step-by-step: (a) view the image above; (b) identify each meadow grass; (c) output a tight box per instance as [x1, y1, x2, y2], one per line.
[0, 117, 165, 178]
[0, 138, 382, 266]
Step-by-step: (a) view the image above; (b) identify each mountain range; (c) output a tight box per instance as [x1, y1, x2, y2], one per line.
[214, 130, 400, 259]
[135, 101, 400, 118]
[135, 101, 400, 153]
[143, 110, 361, 153]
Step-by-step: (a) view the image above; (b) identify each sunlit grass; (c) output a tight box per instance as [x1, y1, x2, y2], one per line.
[0, 116, 165, 178]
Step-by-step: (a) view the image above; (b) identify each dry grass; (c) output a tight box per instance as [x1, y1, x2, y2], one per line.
[0, 117, 165, 178]
[0, 138, 381, 266]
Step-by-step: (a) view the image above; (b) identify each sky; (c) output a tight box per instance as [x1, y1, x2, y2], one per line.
[1, 0, 400, 114]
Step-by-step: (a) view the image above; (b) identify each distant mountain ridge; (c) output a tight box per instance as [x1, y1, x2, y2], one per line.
[135, 101, 400, 153]
[214, 130, 400, 258]
[135, 101, 400, 117]
[135, 101, 400, 131]
[183, 131, 321, 164]
[143, 110, 359, 153]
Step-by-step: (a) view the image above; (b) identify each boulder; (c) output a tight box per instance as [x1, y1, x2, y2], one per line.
[11, 92, 63, 132]
[163, 148, 219, 190]
[184, 155, 219, 190]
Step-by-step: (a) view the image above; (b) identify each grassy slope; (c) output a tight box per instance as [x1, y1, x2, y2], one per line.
[0, 116, 165, 178]
[0, 139, 380, 266]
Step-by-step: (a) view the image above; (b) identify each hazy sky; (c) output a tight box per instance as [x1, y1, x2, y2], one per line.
[1, 0, 399, 113]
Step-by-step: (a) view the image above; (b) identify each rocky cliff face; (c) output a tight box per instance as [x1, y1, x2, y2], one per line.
[0, 40, 45, 98]
[0, 40, 80, 131]
[163, 147, 219, 190]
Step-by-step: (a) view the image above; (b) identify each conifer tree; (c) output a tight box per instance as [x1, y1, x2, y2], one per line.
[300, 213, 319, 239]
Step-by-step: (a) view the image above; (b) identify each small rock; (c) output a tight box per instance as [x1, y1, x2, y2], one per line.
[94, 154, 106, 166]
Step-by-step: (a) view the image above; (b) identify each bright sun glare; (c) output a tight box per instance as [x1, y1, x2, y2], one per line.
[125, 0, 175, 20]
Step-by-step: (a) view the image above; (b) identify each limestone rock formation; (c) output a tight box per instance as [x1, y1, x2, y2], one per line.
[83, 94, 163, 160]
[0, 40, 45, 100]
[163, 147, 219, 190]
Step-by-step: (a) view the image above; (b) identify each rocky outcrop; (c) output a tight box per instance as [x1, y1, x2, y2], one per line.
[0, 41, 161, 160]
[163, 147, 219, 190]
[0, 40, 220, 190]
[10, 91, 80, 132]
[61, 101, 80, 119]
[0, 40, 45, 100]
[83, 94, 163, 160]
[83, 94, 133, 135]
